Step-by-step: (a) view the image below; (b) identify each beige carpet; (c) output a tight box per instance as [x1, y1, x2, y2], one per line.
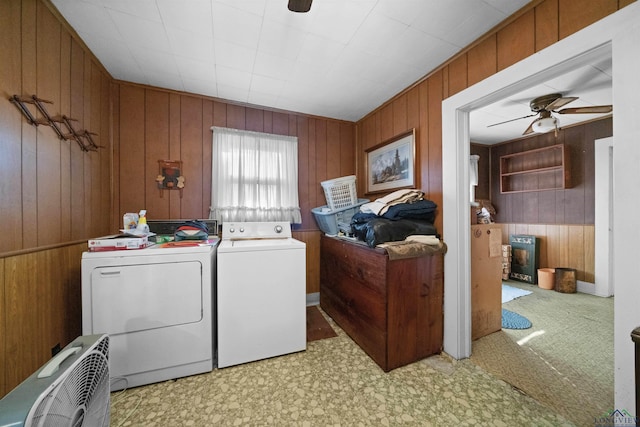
[470, 281, 614, 427]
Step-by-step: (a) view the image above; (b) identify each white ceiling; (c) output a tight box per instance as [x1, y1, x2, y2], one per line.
[50, 0, 611, 144]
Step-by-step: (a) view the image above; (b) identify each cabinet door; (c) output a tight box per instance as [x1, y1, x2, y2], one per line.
[320, 237, 388, 367]
[90, 261, 202, 334]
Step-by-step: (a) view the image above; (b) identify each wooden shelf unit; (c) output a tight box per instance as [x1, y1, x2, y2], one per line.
[499, 144, 570, 194]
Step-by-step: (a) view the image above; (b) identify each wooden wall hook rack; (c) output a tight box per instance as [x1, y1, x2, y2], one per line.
[78, 130, 102, 152]
[31, 96, 65, 140]
[9, 95, 38, 125]
[9, 94, 102, 152]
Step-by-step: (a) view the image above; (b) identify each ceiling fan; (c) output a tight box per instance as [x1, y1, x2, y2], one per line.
[488, 93, 613, 136]
[288, 0, 312, 12]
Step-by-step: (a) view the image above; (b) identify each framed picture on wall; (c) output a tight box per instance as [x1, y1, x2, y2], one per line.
[365, 129, 416, 195]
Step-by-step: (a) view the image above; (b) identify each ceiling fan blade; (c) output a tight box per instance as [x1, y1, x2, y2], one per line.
[487, 113, 537, 128]
[522, 119, 536, 135]
[557, 105, 613, 114]
[288, 0, 312, 12]
[545, 96, 578, 111]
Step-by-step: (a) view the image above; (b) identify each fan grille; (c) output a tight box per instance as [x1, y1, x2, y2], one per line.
[30, 336, 110, 427]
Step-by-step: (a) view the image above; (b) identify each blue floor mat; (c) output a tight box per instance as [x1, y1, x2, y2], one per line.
[502, 309, 532, 329]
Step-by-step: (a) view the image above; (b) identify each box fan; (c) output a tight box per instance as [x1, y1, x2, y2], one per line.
[0, 334, 110, 427]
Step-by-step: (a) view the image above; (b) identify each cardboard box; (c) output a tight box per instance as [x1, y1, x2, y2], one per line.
[88, 234, 149, 251]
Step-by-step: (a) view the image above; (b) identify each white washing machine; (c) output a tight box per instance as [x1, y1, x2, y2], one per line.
[217, 221, 306, 368]
[81, 241, 217, 391]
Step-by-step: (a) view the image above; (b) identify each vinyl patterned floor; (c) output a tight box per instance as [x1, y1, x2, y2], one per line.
[110, 308, 572, 426]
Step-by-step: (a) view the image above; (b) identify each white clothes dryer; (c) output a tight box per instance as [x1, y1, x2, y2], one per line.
[217, 221, 306, 368]
[81, 242, 217, 391]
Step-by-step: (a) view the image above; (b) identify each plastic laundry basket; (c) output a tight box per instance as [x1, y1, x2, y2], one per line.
[320, 176, 357, 210]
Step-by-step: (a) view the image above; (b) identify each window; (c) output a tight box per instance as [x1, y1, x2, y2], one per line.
[209, 127, 301, 224]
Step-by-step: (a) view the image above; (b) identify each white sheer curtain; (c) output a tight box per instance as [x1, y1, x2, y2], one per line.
[209, 126, 302, 224]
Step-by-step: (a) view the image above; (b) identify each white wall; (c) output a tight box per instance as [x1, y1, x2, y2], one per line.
[442, 2, 640, 413]
[612, 16, 640, 412]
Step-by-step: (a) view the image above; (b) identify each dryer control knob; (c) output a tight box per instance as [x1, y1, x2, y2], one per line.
[229, 228, 235, 233]
[239, 227, 245, 233]
[274, 225, 283, 233]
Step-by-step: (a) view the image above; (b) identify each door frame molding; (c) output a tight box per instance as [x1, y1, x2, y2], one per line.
[441, 2, 640, 412]
[594, 136, 614, 297]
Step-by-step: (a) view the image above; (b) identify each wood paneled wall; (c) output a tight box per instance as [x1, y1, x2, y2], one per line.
[0, 0, 111, 399]
[355, 0, 630, 236]
[473, 118, 610, 285]
[499, 223, 594, 282]
[490, 118, 612, 224]
[357, 73, 444, 234]
[114, 82, 356, 294]
[0, 0, 112, 254]
[0, 242, 87, 398]
[292, 231, 322, 295]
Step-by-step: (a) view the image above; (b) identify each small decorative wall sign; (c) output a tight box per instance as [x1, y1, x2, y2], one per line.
[156, 160, 185, 198]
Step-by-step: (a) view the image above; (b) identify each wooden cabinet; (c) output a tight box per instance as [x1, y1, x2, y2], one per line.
[471, 224, 503, 340]
[499, 144, 570, 193]
[319, 236, 444, 372]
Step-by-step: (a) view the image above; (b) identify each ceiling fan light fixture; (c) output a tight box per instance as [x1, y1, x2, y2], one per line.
[532, 116, 558, 133]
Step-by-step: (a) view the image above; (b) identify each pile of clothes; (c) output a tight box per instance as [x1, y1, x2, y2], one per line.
[351, 189, 439, 248]
[473, 199, 497, 224]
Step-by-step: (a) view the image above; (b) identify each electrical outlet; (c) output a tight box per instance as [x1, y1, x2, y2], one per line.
[51, 343, 61, 357]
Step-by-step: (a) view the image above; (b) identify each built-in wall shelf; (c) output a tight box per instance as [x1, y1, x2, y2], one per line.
[499, 144, 570, 194]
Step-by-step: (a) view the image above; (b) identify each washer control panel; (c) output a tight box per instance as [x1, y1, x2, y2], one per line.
[222, 221, 292, 240]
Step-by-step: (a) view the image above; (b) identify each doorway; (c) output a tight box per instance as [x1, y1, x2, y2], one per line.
[442, 41, 613, 357]
[441, 2, 640, 412]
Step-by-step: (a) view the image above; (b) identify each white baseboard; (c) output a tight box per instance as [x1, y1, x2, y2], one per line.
[577, 280, 613, 298]
[306, 292, 319, 306]
[577, 280, 595, 295]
